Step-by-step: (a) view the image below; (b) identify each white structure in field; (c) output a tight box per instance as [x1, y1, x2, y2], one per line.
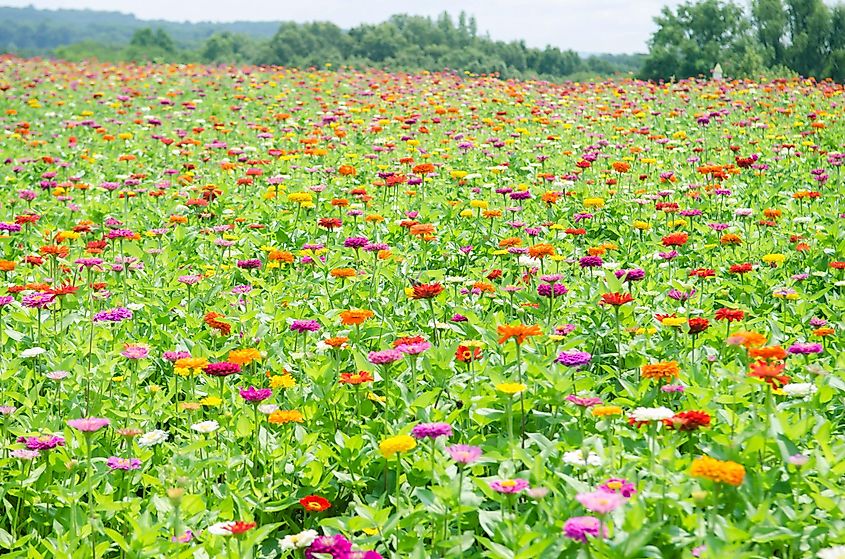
[712, 63, 723, 81]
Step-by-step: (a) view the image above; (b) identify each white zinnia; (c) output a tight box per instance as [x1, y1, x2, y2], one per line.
[137, 429, 169, 447]
[191, 420, 219, 434]
[279, 529, 319, 550]
[258, 404, 279, 415]
[21, 347, 46, 358]
[563, 449, 603, 467]
[781, 383, 817, 397]
[630, 406, 674, 422]
[819, 545, 845, 559]
[518, 256, 542, 268]
[207, 521, 235, 536]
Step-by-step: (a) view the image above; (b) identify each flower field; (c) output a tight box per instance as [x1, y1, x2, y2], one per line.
[1, 55, 845, 558]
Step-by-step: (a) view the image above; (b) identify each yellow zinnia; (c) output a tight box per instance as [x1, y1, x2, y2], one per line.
[496, 382, 527, 395]
[379, 435, 416, 457]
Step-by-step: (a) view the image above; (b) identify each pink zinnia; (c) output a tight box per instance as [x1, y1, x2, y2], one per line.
[367, 349, 403, 365]
[489, 478, 529, 494]
[446, 444, 482, 464]
[576, 490, 625, 514]
[67, 417, 110, 432]
[563, 516, 604, 542]
[121, 344, 149, 360]
[396, 341, 431, 355]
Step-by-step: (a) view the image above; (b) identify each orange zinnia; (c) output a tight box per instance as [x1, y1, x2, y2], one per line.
[748, 346, 787, 361]
[528, 243, 555, 259]
[641, 361, 680, 381]
[339, 309, 374, 325]
[748, 360, 789, 388]
[497, 323, 542, 345]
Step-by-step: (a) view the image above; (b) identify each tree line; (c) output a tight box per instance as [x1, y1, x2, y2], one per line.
[3, 3, 845, 81]
[642, 0, 845, 81]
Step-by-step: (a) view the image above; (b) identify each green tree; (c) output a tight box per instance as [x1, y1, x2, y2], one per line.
[642, 0, 763, 80]
[783, 0, 831, 76]
[752, 0, 787, 66]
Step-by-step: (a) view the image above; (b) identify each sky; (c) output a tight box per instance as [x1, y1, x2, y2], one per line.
[3, 0, 683, 53]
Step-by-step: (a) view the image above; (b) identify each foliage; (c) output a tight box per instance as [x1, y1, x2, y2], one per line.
[643, 0, 845, 80]
[0, 55, 844, 558]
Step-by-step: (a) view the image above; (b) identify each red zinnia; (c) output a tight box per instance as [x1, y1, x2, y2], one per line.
[339, 371, 374, 385]
[664, 410, 712, 431]
[687, 318, 710, 335]
[299, 495, 332, 512]
[225, 521, 256, 535]
[318, 217, 343, 230]
[600, 292, 634, 306]
[455, 345, 482, 363]
[729, 263, 753, 275]
[715, 308, 745, 322]
[661, 232, 689, 247]
[411, 283, 443, 299]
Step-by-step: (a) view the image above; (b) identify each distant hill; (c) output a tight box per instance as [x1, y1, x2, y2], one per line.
[0, 5, 646, 80]
[0, 5, 280, 52]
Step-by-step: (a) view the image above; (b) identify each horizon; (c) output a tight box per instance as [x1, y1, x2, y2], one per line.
[0, 0, 678, 54]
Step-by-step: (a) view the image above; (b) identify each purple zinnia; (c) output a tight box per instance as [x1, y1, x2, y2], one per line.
[17, 435, 65, 450]
[107, 456, 142, 470]
[239, 386, 273, 403]
[579, 256, 603, 268]
[787, 342, 823, 355]
[556, 350, 592, 367]
[411, 422, 452, 440]
[343, 236, 369, 249]
[236, 259, 262, 269]
[305, 534, 353, 559]
[668, 288, 695, 302]
[615, 268, 645, 282]
[290, 320, 321, 333]
[537, 283, 569, 297]
[92, 307, 132, 322]
[22, 292, 55, 309]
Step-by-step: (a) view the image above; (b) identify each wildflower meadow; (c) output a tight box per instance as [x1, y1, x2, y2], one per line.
[0, 55, 844, 558]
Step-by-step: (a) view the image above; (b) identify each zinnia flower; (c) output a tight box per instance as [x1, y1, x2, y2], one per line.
[489, 478, 529, 494]
[299, 495, 331, 512]
[690, 456, 745, 486]
[411, 422, 452, 440]
[379, 434, 416, 457]
[563, 516, 604, 543]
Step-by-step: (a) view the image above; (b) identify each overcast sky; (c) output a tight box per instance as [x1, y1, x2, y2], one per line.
[3, 0, 683, 53]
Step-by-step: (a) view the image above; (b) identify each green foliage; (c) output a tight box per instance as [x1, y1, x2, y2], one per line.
[644, 0, 845, 80]
[0, 5, 642, 80]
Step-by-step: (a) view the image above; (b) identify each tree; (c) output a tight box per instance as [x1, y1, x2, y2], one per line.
[752, 0, 787, 66]
[125, 28, 178, 62]
[783, 0, 831, 76]
[641, 0, 763, 80]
